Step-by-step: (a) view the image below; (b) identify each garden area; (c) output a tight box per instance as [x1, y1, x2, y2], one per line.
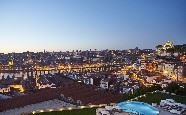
[134, 92, 186, 105]
[32, 108, 96, 115]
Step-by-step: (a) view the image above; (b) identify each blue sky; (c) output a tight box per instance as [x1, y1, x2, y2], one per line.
[0, 0, 186, 53]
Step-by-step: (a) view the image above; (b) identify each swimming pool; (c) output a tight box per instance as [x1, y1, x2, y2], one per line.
[117, 101, 159, 115]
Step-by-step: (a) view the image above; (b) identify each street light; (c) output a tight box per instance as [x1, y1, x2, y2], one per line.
[163, 70, 168, 75]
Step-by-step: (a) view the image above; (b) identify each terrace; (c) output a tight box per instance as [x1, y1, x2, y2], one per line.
[0, 77, 122, 112]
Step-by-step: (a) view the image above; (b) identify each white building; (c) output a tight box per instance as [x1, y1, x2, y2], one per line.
[146, 76, 158, 83]
[157, 64, 164, 72]
[120, 87, 134, 94]
[100, 79, 109, 89]
[163, 63, 175, 77]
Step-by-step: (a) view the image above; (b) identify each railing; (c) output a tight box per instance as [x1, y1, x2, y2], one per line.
[25, 104, 108, 114]
[129, 90, 186, 101]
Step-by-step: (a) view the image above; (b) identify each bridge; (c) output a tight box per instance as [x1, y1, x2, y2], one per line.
[0, 63, 126, 76]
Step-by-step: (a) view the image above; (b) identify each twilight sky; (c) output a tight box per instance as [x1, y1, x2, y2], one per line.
[0, 0, 186, 53]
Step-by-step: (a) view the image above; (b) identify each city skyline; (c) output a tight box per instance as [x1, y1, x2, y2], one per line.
[1, 1, 186, 114]
[0, 0, 186, 53]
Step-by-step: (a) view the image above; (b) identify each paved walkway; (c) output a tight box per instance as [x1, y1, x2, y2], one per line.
[0, 99, 75, 115]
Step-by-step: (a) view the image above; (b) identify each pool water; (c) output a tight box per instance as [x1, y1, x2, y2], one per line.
[117, 101, 159, 115]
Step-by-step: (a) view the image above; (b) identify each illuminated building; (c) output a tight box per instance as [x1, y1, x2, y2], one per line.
[0, 85, 11, 93]
[9, 85, 24, 92]
[156, 41, 174, 56]
[163, 41, 174, 50]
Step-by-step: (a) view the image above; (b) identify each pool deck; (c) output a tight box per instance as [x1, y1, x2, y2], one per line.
[114, 113, 130, 115]
[157, 107, 174, 115]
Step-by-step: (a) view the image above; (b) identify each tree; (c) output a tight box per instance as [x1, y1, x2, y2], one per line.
[166, 48, 175, 53]
[2, 75, 5, 80]
[156, 45, 163, 49]
[146, 84, 162, 92]
[165, 82, 179, 93]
